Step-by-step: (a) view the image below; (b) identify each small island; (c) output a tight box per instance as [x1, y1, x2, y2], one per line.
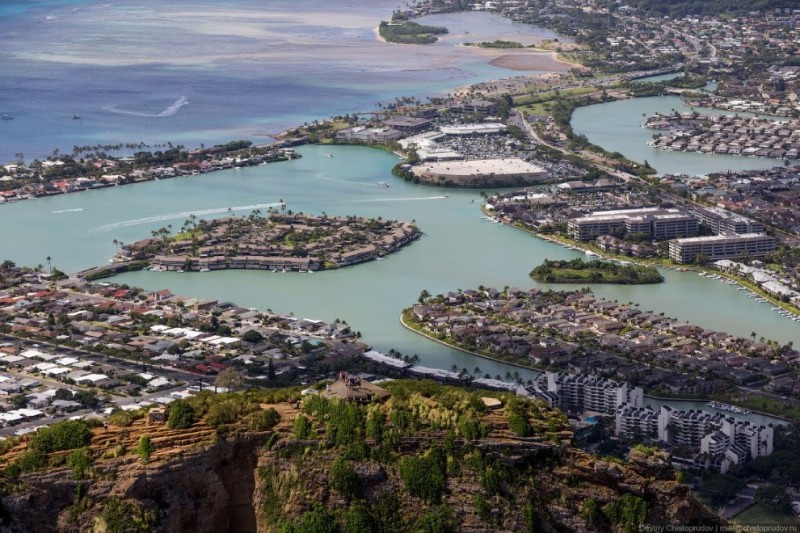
[378, 20, 448, 44]
[114, 210, 421, 273]
[463, 40, 525, 49]
[530, 258, 663, 284]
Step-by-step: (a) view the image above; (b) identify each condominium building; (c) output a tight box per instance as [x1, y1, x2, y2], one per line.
[544, 372, 643, 414]
[568, 207, 698, 241]
[699, 418, 774, 473]
[690, 206, 765, 235]
[657, 406, 727, 447]
[668, 233, 777, 264]
[615, 404, 658, 439]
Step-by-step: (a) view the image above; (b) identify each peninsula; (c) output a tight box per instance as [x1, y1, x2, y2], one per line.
[113, 211, 421, 273]
[530, 258, 663, 284]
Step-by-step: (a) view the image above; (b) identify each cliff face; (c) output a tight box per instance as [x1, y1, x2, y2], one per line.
[2, 434, 265, 533]
[0, 383, 721, 533]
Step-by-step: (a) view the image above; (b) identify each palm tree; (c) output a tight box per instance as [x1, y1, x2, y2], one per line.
[46, 256, 52, 277]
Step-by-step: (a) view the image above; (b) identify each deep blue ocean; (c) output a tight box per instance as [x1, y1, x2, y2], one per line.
[0, 0, 560, 161]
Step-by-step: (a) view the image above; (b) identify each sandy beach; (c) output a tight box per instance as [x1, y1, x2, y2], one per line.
[488, 50, 574, 71]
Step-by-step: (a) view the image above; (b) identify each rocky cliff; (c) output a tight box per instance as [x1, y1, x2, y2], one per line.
[0, 382, 721, 532]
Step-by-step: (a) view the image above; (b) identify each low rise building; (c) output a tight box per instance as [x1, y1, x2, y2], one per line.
[568, 207, 698, 241]
[668, 233, 776, 264]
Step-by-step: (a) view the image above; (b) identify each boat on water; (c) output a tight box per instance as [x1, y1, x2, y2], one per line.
[325, 153, 334, 158]
[199, 268, 210, 273]
[377, 182, 390, 188]
[176, 269, 184, 273]
[72, 115, 81, 120]
[706, 401, 751, 416]
[1, 114, 13, 121]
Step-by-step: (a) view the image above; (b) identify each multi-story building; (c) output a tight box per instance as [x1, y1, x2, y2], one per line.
[568, 208, 698, 241]
[668, 233, 777, 264]
[613, 404, 775, 473]
[690, 206, 764, 235]
[615, 404, 658, 439]
[657, 407, 725, 447]
[544, 372, 643, 414]
[698, 418, 774, 473]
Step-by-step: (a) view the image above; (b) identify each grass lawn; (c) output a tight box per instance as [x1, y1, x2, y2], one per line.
[734, 503, 800, 526]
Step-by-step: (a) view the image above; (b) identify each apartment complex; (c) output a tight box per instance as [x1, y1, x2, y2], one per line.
[615, 404, 774, 473]
[668, 233, 777, 264]
[690, 206, 765, 235]
[543, 372, 643, 414]
[567, 207, 699, 242]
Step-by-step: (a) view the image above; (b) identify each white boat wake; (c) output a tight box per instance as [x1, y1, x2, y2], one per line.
[53, 208, 85, 213]
[103, 96, 189, 118]
[89, 202, 281, 234]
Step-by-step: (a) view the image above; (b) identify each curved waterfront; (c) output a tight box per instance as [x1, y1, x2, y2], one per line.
[571, 95, 787, 176]
[1, 144, 795, 361]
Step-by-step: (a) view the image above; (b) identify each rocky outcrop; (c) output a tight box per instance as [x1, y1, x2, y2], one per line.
[0, 386, 722, 533]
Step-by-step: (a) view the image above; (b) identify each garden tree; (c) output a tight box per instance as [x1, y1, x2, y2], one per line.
[215, 367, 244, 392]
[418, 289, 431, 304]
[267, 358, 276, 380]
[698, 474, 744, 507]
[54, 388, 74, 401]
[241, 329, 264, 343]
[135, 435, 155, 464]
[755, 484, 792, 514]
[167, 399, 196, 429]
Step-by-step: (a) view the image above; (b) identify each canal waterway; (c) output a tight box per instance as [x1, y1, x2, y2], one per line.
[571, 95, 787, 176]
[1, 3, 794, 424]
[0, 144, 796, 426]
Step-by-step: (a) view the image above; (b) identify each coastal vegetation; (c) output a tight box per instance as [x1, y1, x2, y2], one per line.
[464, 40, 524, 49]
[379, 21, 448, 44]
[530, 258, 664, 284]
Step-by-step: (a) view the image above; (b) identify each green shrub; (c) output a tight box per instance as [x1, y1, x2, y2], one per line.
[135, 435, 155, 464]
[603, 493, 648, 533]
[366, 410, 386, 441]
[206, 400, 240, 427]
[98, 496, 158, 533]
[66, 448, 93, 480]
[342, 501, 374, 533]
[167, 400, 196, 429]
[414, 505, 458, 532]
[283, 505, 337, 533]
[251, 408, 281, 431]
[473, 494, 491, 521]
[329, 458, 361, 500]
[294, 414, 313, 439]
[398, 447, 447, 502]
[581, 498, 602, 528]
[508, 412, 532, 437]
[15, 450, 46, 472]
[29, 420, 92, 453]
[107, 409, 135, 427]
